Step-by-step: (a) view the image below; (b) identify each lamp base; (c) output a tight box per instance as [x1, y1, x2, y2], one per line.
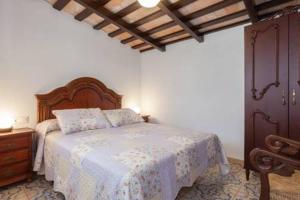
[0, 127, 13, 133]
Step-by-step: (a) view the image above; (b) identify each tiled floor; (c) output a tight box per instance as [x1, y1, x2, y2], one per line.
[0, 159, 260, 200]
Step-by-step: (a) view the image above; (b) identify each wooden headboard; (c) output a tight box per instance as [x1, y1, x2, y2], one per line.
[36, 77, 122, 122]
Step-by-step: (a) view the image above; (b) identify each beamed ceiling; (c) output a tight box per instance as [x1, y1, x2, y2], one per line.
[46, 0, 299, 52]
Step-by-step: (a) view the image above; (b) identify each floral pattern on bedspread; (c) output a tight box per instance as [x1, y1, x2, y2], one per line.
[114, 147, 163, 200]
[36, 123, 230, 200]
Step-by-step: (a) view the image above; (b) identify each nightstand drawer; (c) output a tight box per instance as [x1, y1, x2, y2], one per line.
[0, 149, 29, 166]
[0, 137, 29, 153]
[0, 161, 29, 180]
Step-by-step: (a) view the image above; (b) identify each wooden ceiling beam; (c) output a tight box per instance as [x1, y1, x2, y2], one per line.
[256, 0, 294, 11]
[111, 0, 198, 38]
[139, 0, 291, 52]
[158, 30, 187, 41]
[132, 42, 148, 49]
[203, 19, 250, 35]
[243, 0, 258, 23]
[140, 19, 251, 53]
[144, 10, 248, 45]
[121, 36, 137, 44]
[132, 29, 187, 49]
[75, 9, 93, 21]
[132, 0, 198, 26]
[122, 0, 244, 44]
[166, 8, 280, 44]
[75, 0, 110, 21]
[94, 2, 141, 30]
[158, 0, 203, 43]
[193, 10, 248, 30]
[184, 0, 242, 20]
[94, 20, 110, 30]
[147, 21, 177, 34]
[74, 0, 165, 51]
[137, 10, 248, 50]
[53, 0, 70, 10]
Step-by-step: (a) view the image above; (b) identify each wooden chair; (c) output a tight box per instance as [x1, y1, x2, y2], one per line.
[250, 135, 300, 200]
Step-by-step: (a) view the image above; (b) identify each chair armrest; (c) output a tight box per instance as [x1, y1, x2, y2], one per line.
[265, 135, 300, 156]
[250, 148, 300, 174]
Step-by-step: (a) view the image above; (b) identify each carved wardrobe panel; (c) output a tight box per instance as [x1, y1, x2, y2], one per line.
[289, 13, 300, 141]
[244, 13, 300, 179]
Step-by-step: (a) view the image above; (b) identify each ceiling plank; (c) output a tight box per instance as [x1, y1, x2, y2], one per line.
[94, 2, 141, 30]
[193, 10, 248, 29]
[111, 0, 198, 38]
[243, 0, 258, 23]
[202, 19, 250, 35]
[256, 0, 294, 11]
[53, 0, 70, 10]
[157, 30, 187, 41]
[139, 0, 291, 52]
[133, 0, 198, 26]
[121, 21, 177, 44]
[74, 0, 165, 52]
[147, 21, 177, 34]
[122, 0, 243, 44]
[140, 19, 251, 53]
[130, 9, 248, 46]
[117, 2, 141, 16]
[75, 0, 110, 21]
[158, 0, 203, 43]
[142, 10, 248, 47]
[184, 0, 242, 20]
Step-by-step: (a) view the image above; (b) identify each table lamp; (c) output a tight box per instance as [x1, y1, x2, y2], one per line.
[0, 113, 14, 133]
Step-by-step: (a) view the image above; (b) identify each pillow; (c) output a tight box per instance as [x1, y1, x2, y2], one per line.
[52, 108, 111, 134]
[103, 108, 144, 127]
[36, 119, 60, 135]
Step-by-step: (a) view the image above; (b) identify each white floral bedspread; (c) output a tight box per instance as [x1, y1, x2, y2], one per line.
[35, 123, 229, 200]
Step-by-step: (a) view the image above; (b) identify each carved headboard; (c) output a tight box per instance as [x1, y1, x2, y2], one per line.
[36, 77, 122, 122]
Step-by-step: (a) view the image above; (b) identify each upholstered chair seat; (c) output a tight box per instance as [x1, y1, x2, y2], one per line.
[269, 170, 300, 200]
[250, 135, 300, 200]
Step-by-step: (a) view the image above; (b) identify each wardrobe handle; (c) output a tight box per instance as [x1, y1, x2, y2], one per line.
[282, 89, 286, 105]
[292, 89, 296, 105]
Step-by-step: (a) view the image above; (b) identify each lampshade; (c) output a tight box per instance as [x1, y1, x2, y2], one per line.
[137, 0, 160, 8]
[0, 113, 14, 132]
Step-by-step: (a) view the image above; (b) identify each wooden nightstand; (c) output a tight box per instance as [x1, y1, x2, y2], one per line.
[142, 115, 150, 123]
[0, 128, 34, 187]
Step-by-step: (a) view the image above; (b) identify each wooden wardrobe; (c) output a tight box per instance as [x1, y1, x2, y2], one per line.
[244, 11, 300, 179]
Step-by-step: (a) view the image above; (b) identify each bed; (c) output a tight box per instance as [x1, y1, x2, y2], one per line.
[33, 77, 229, 200]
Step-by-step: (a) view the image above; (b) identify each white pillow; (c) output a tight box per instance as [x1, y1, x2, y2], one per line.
[52, 108, 111, 134]
[103, 108, 144, 127]
[36, 119, 60, 135]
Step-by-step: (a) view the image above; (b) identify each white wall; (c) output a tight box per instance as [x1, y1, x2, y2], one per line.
[0, 0, 141, 127]
[141, 26, 245, 160]
[0, 0, 246, 159]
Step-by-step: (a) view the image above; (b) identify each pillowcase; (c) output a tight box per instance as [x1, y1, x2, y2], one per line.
[35, 119, 60, 136]
[103, 108, 144, 127]
[52, 108, 111, 134]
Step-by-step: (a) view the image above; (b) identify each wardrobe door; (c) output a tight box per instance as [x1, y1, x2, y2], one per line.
[244, 16, 289, 174]
[289, 13, 300, 141]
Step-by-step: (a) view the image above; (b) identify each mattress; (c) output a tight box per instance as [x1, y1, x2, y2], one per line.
[35, 122, 229, 200]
